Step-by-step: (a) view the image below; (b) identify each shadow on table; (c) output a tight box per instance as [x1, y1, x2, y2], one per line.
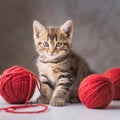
[107, 101, 120, 110]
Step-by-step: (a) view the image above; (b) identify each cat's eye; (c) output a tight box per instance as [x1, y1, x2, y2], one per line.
[43, 42, 49, 47]
[56, 42, 62, 47]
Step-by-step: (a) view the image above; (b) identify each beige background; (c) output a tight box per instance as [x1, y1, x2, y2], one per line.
[0, 0, 120, 74]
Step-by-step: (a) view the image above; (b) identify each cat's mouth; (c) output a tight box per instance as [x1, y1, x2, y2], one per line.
[46, 51, 65, 59]
[46, 54, 59, 59]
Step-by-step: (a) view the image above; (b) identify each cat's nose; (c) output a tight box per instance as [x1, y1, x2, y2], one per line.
[48, 49, 55, 55]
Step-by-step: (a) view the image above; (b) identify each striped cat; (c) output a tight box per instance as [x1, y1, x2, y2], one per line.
[33, 20, 93, 106]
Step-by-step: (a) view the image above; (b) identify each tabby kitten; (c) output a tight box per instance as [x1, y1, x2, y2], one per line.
[33, 20, 92, 106]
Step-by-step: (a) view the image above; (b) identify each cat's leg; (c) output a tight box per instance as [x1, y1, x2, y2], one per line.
[50, 75, 73, 106]
[37, 73, 54, 104]
[29, 81, 53, 104]
[37, 81, 53, 104]
[68, 81, 80, 103]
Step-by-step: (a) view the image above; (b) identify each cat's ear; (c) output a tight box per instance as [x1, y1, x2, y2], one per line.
[60, 20, 73, 39]
[33, 20, 46, 39]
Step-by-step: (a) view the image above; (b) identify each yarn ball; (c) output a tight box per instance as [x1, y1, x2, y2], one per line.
[78, 74, 114, 109]
[0, 66, 41, 104]
[104, 68, 120, 100]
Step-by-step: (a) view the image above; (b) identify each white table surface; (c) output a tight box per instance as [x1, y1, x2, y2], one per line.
[0, 96, 120, 120]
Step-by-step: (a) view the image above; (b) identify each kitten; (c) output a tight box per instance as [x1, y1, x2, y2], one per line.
[33, 20, 93, 106]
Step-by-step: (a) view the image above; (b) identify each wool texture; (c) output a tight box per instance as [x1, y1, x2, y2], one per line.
[104, 68, 120, 100]
[78, 74, 114, 109]
[0, 65, 41, 104]
[0, 66, 49, 114]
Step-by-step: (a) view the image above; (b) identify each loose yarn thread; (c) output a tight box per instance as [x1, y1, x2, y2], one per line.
[0, 66, 48, 114]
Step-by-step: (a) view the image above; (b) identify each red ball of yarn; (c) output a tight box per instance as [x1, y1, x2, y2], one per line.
[104, 68, 120, 100]
[78, 74, 114, 109]
[0, 66, 41, 104]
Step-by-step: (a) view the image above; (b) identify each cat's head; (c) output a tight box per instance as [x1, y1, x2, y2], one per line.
[33, 20, 73, 59]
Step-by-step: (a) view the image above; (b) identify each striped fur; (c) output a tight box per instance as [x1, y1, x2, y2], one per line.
[33, 20, 93, 106]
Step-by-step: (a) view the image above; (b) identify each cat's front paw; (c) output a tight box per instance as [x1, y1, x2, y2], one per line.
[50, 98, 65, 106]
[37, 96, 50, 104]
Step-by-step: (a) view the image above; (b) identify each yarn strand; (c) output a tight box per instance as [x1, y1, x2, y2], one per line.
[0, 66, 48, 114]
[0, 104, 48, 114]
[25, 74, 33, 104]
